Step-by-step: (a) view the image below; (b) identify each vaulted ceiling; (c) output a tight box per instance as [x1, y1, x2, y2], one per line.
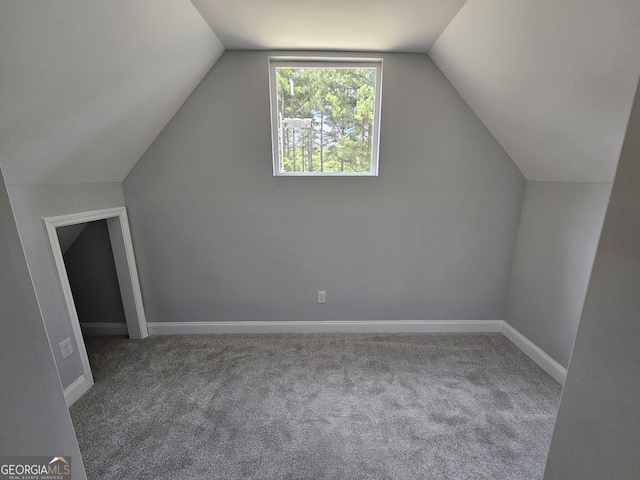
[430, 0, 640, 183]
[1, 0, 638, 185]
[0, 0, 223, 184]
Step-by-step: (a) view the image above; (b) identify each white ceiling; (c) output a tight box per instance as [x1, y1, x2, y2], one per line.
[0, 0, 223, 184]
[429, 0, 640, 183]
[190, 0, 467, 52]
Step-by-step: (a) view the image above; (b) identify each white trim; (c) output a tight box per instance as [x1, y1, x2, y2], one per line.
[268, 56, 383, 176]
[147, 319, 566, 384]
[106, 210, 148, 339]
[147, 320, 503, 335]
[43, 219, 95, 390]
[43, 207, 148, 406]
[63, 374, 90, 407]
[43, 207, 127, 227]
[501, 321, 567, 385]
[80, 323, 128, 336]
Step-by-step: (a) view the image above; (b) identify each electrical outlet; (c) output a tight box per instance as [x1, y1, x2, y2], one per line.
[59, 338, 74, 359]
[318, 291, 326, 304]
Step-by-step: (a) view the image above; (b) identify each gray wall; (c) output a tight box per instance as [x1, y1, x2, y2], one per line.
[505, 182, 611, 367]
[7, 183, 125, 389]
[124, 51, 525, 324]
[0, 168, 86, 479]
[58, 223, 87, 254]
[543, 81, 640, 479]
[60, 220, 126, 325]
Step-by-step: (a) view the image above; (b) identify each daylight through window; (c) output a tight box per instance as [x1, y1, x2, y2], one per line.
[269, 58, 383, 176]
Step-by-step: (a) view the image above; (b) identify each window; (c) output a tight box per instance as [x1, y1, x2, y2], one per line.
[269, 57, 383, 176]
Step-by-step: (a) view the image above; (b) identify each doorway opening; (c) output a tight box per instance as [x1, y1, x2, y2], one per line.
[58, 219, 128, 336]
[43, 207, 147, 406]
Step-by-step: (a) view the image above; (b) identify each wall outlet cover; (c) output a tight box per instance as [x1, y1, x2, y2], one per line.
[59, 338, 74, 359]
[318, 291, 326, 304]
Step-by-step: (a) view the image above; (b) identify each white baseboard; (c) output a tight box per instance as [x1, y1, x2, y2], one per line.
[80, 322, 128, 336]
[501, 322, 567, 385]
[147, 320, 504, 335]
[145, 319, 565, 385]
[64, 374, 91, 407]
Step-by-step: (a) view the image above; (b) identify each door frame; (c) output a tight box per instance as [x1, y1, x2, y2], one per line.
[43, 207, 148, 405]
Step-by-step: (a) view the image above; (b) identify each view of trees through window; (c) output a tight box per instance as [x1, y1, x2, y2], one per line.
[275, 66, 377, 174]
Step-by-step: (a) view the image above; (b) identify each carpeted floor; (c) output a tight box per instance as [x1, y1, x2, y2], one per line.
[70, 333, 561, 479]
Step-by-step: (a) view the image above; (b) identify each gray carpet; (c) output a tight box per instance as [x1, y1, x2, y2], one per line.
[70, 333, 561, 479]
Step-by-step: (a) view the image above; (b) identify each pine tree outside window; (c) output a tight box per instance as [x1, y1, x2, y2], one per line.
[269, 58, 383, 176]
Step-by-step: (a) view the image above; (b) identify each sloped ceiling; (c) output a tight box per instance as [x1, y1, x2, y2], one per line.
[429, 0, 640, 183]
[0, 0, 224, 185]
[190, 0, 467, 52]
[2, 0, 637, 185]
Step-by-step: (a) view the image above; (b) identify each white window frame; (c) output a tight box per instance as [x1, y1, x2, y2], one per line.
[269, 57, 383, 177]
